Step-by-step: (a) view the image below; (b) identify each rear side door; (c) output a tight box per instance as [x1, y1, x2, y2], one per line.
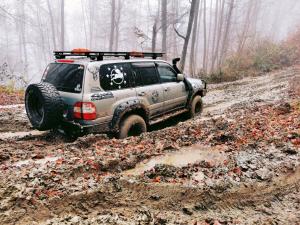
[97, 62, 136, 120]
[131, 62, 164, 118]
[156, 62, 188, 113]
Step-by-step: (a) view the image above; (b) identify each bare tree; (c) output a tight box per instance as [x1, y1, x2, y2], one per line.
[161, 0, 167, 57]
[109, 0, 116, 51]
[114, 0, 122, 51]
[211, 0, 225, 72]
[81, 0, 88, 48]
[202, 0, 207, 73]
[60, 0, 64, 50]
[218, 0, 235, 67]
[46, 0, 56, 50]
[189, 0, 201, 75]
[210, 0, 220, 73]
[151, 1, 160, 52]
[174, 0, 198, 71]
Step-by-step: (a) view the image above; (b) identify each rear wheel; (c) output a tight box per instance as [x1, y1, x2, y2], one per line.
[187, 95, 203, 118]
[118, 115, 147, 139]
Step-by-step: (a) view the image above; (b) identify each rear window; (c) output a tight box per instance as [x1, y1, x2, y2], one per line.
[42, 63, 84, 93]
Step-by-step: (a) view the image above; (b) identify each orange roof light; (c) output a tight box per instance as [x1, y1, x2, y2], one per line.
[130, 51, 144, 58]
[71, 48, 91, 54]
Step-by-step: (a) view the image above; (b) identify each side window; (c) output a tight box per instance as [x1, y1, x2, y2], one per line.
[132, 62, 159, 86]
[99, 63, 132, 90]
[157, 63, 178, 83]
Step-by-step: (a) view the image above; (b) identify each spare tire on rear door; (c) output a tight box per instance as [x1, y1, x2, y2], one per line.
[25, 82, 64, 131]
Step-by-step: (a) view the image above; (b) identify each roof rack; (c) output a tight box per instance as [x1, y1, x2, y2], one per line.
[54, 50, 165, 61]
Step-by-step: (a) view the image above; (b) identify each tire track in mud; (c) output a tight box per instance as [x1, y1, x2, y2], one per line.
[11, 168, 300, 225]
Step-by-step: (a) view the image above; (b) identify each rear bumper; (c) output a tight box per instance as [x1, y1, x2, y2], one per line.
[59, 120, 110, 135]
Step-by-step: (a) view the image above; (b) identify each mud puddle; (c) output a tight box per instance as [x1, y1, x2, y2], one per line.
[125, 144, 227, 176]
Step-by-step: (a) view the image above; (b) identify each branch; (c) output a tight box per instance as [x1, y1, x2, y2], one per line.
[173, 24, 186, 40]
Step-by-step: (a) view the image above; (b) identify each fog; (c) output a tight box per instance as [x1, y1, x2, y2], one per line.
[0, 0, 299, 86]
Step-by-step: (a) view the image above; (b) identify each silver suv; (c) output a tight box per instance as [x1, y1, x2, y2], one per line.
[25, 50, 207, 138]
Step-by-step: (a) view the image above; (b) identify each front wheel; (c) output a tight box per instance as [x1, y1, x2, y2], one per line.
[187, 95, 203, 118]
[118, 115, 147, 139]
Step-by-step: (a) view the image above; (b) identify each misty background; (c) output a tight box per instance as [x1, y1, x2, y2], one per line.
[0, 0, 300, 86]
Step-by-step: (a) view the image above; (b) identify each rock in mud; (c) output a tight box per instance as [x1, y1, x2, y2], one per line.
[255, 168, 273, 181]
[275, 102, 292, 114]
[144, 164, 178, 179]
[182, 207, 193, 215]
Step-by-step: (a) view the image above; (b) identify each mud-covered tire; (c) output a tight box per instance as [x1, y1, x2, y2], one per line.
[25, 82, 64, 131]
[118, 115, 147, 139]
[187, 95, 203, 118]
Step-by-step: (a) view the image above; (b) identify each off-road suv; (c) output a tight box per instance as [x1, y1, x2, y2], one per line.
[25, 50, 207, 138]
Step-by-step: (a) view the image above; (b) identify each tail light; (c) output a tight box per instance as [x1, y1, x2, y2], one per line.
[56, 59, 74, 63]
[73, 102, 96, 120]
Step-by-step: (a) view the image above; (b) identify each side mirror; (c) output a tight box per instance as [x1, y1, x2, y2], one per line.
[177, 73, 184, 81]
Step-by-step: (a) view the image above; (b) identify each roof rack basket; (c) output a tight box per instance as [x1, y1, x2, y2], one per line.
[54, 51, 165, 61]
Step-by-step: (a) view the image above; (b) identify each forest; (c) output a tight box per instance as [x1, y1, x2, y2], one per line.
[1, 0, 300, 87]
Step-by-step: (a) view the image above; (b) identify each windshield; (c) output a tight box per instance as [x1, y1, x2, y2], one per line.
[42, 63, 84, 93]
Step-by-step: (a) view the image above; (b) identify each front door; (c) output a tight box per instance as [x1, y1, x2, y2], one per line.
[131, 62, 164, 118]
[156, 62, 188, 113]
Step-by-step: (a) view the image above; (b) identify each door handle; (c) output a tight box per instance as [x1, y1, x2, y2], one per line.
[138, 91, 146, 96]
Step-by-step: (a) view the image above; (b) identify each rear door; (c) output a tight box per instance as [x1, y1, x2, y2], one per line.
[131, 62, 164, 118]
[156, 62, 188, 113]
[42, 63, 85, 120]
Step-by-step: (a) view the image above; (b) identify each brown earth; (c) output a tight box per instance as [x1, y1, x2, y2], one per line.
[0, 67, 299, 225]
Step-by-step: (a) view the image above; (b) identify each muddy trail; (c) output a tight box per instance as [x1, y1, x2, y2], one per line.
[0, 67, 299, 224]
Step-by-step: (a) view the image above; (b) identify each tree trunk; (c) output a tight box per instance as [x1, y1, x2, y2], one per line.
[46, 0, 57, 50]
[20, 0, 28, 79]
[60, 0, 64, 50]
[114, 0, 121, 51]
[211, 0, 225, 72]
[218, 0, 235, 67]
[209, 0, 219, 73]
[109, 0, 116, 51]
[151, 1, 160, 52]
[81, 0, 88, 48]
[205, 0, 213, 72]
[161, 0, 167, 57]
[179, 0, 198, 71]
[202, 0, 207, 74]
[189, 0, 201, 76]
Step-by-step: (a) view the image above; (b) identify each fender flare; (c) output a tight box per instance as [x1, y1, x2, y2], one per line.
[110, 100, 149, 131]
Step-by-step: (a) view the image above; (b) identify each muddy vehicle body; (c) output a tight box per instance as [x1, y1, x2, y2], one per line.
[25, 50, 207, 138]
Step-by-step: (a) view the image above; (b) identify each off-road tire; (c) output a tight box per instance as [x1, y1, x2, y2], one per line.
[118, 115, 147, 139]
[187, 95, 203, 118]
[25, 82, 64, 131]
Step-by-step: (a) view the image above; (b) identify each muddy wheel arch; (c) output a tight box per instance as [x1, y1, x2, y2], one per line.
[110, 100, 149, 132]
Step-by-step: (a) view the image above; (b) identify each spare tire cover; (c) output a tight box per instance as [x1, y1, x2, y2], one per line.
[25, 82, 64, 131]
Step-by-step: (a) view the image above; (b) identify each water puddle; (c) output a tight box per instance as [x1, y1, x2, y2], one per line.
[14, 156, 60, 168]
[124, 144, 227, 176]
[0, 130, 46, 140]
